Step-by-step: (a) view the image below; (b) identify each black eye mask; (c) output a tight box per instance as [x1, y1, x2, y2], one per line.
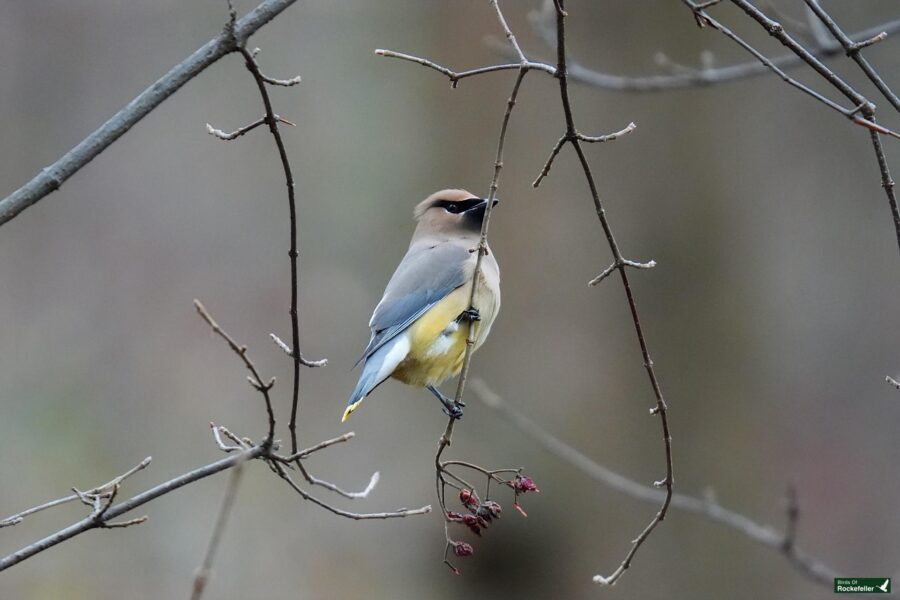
[434, 198, 483, 214]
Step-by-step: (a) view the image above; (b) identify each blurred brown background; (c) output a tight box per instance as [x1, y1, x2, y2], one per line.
[1, 1, 899, 598]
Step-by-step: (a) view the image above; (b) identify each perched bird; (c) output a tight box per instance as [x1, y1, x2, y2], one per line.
[342, 189, 500, 422]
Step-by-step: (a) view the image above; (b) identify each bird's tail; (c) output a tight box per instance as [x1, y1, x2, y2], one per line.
[342, 368, 378, 422]
[342, 335, 410, 422]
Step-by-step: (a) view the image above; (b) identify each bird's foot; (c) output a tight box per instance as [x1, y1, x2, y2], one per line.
[428, 385, 465, 420]
[456, 307, 481, 323]
[442, 402, 464, 420]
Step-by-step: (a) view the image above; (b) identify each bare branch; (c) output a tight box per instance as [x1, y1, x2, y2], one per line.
[0, 448, 266, 573]
[802, 0, 900, 113]
[469, 379, 840, 586]
[295, 465, 381, 500]
[0, 0, 306, 227]
[533, 135, 567, 188]
[229, 46, 317, 455]
[678, 0, 900, 260]
[525, 1, 900, 94]
[543, 0, 673, 584]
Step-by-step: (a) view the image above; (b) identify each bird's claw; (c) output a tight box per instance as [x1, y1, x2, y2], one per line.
[457, 308, 481, 323]
[442, 403, 464, 420]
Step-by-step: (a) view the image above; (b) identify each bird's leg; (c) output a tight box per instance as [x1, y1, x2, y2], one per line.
[455, 307, 481, 324]
[427, 385, 464, 419]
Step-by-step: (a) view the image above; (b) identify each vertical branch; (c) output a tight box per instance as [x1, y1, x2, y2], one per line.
[868, 129, 900, 256]
[234, 47, 304, 453]
[549, 0, 674, 585]
[438, 0, 530, 494]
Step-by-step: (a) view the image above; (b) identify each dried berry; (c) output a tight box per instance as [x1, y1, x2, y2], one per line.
[459, 488, 479, 508]
[461, 513, 484, 535]
[477, 500, 502, 521]
[453, 541, 474, 557]
[509, 475, 539, 493]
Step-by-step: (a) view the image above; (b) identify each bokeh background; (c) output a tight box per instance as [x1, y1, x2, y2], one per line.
[1, 1, 899, 598]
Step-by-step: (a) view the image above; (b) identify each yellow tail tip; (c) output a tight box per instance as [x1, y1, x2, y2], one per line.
[341, 401, 361, 423]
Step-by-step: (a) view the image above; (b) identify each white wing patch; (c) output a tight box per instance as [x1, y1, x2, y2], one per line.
[425, 321, 460, 357]
[374, 334, 411, 382]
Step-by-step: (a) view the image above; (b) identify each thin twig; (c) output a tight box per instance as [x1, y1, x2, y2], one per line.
[469, 378, 840, 586]
[533, 122, 636, 188]
[374, 50, 554, 87]
[206, 115, 295, 141]
[588, 258, 656, 287]
[0, 457, 152, 528]
[296, 467, 381, 500]
[272, 462, 430, 520]
[268, 333, 328, 367]
[194, 299, 276, 443]
[272, 432, 355, 462]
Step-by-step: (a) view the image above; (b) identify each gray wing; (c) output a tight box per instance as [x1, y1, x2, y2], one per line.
[355, 242, 471, 366]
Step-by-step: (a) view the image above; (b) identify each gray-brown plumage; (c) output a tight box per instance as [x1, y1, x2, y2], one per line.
[343, 189, 500, 422]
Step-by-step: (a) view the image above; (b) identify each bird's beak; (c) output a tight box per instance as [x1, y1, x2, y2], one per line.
[464, 197, 499, 213]
[462, 197, 499, 226]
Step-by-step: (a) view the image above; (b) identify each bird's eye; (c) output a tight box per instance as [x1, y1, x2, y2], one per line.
[445, 203, 460, 214]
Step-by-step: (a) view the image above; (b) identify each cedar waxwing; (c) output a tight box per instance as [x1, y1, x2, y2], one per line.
[342, 189, 501, 422]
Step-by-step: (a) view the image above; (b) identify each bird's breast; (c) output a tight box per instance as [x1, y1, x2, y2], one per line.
[391, 282, 498, 387]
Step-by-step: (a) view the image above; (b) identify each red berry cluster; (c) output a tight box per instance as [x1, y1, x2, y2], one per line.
[446, 474, 538, 569]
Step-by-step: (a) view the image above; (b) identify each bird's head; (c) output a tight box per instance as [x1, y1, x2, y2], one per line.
[413, 189, 499, 239]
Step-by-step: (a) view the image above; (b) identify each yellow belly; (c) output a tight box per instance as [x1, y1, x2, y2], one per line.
[391, 287, 473, 387]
